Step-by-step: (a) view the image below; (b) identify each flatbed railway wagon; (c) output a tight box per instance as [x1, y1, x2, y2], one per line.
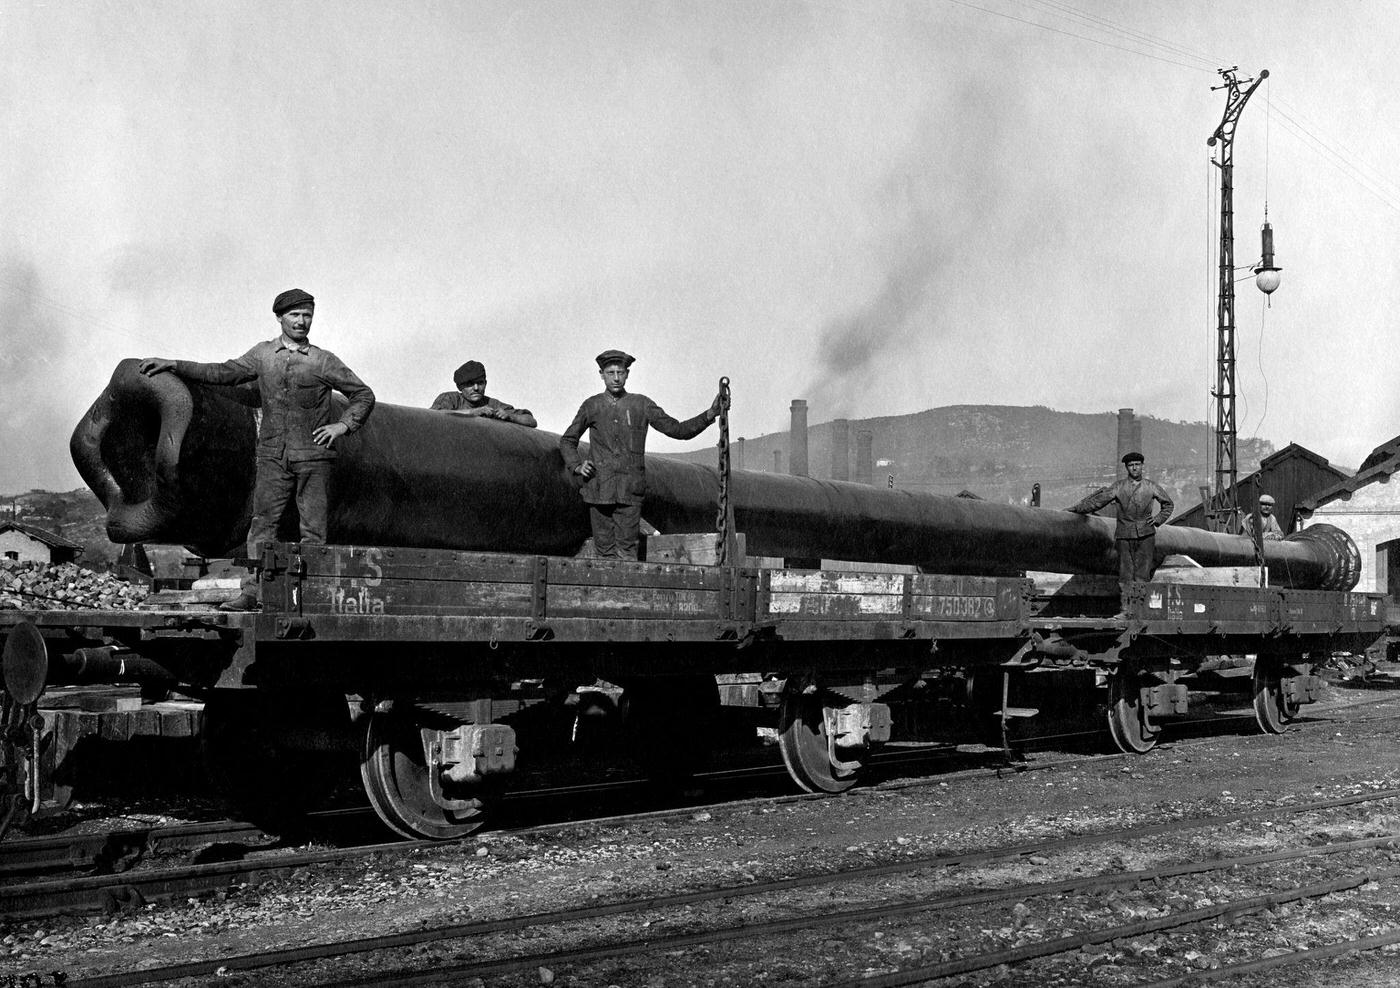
[1, 542, 1385, 841]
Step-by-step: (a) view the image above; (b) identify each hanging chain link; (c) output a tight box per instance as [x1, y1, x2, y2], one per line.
[714, 377, 732, 565]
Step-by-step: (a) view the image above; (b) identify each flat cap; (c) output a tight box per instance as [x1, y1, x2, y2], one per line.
[595, 349, 635, 369]
[273, 288, 315, 315]
[453, 360, 487, 386]
[1121, 451, 1144, 465]
[1258, 494, 1276, 505]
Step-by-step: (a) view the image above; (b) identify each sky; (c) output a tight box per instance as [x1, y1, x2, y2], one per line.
[3, 0, 1398, 492]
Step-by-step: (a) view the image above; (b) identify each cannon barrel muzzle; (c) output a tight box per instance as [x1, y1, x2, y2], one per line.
[71, 361, 1361, 590]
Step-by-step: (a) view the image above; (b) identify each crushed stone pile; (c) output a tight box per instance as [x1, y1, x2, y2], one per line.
[0, 559, 150, 610]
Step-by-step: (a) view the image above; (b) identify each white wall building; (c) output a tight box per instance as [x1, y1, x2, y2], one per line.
[1297, 436, 1400, 597]
[0, 522, 83, 566]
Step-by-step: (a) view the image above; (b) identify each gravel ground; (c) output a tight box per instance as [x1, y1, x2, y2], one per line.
[3, 684, 1400, 987]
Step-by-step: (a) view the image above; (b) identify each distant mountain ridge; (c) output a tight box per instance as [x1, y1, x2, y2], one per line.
[663, 403, 1277, 513]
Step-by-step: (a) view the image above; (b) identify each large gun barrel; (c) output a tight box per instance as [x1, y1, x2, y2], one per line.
[71, 360, 1360, 590]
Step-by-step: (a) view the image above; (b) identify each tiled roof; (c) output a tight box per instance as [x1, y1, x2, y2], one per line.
[0, 521, 84, 551]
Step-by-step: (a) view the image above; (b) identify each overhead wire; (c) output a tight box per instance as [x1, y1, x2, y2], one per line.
[1264, 102, 1400, 214]
[1012, 0, 1224, 69]
[0, 279, 169, 351]
[941, 0, 1400, 215]
[1250, 75, 1271, 443]
[937, 0, 1215, 72]
[925, 0, 1399, 509]
[1205, 154, 1215, 493]
[1269, 95, 1400, 205]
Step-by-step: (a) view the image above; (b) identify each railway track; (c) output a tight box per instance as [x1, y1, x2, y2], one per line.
[7, 695, 1398, 923]
[47, 786, 1400, 987]
[0, 744, 998, 919]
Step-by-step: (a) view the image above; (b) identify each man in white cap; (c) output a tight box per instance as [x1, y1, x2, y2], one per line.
[1244, 494, 1285, 541]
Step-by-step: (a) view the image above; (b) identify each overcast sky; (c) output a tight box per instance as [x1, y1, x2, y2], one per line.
[3, 0, 1397, 492]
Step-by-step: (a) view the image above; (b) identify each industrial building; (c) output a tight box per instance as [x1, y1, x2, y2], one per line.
[0, 521, 83, 566]
[1297, 435, 1400, 597]
[1171, 443, 1349, 535]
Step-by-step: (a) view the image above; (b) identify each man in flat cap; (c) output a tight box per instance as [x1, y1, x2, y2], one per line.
[1068, 451, 1174, 617]
[560, 350, 724, 561]
[430, 360, 536, 427]
[140, 288, 375, 611]
[1244, 493, 1284, 542]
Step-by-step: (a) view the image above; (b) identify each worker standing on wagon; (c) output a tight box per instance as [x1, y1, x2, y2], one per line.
[1243, 493, 1285, 541]
[139, 288, 375, 611]
[429, 360, 536, 426]
[1068, 451, 1174, 617]
[560, 349, 724, 561]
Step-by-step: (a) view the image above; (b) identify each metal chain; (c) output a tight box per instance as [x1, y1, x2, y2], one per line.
[714, 377, 732, 565]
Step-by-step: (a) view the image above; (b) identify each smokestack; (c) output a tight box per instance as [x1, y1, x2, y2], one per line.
[1131, 418, 1143, 463]
[789, 399, 809, 478]
[1117, 408, 1134, 475]
[733, 437, 745, 471]
[856, 431, 874, 485]
[773, 449, 783, 473]
[830, 419, 850, 481]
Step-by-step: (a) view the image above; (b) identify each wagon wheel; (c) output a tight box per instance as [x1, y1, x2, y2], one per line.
[201, 689, 353, 833]
[1105, 669, 1159, 754]
[360, 706, 492, 840]
[1252, 656, 1302, 734]
[778, 689, 863, 794]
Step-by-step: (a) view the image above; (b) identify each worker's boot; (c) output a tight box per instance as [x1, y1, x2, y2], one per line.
[217, 592, 261, 612]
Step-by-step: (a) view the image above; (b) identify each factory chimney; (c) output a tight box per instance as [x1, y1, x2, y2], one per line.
[789, 399, 809, 478]
[734, 436, 746, 471]
[773, 449, 783, 473]
[856, 431, 874, 485]
[830, 419, 850, 481]
[1117, 408, 1135, 474]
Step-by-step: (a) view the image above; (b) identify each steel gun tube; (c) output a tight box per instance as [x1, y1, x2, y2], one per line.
[71, 360, 1360, 589]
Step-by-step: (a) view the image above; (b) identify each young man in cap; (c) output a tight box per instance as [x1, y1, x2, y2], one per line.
[139, 288, 375, 610]
[429, 360, 536, 426]
[1244, 494, 1285, 541]
[1068, 451, 1174, 617]
[560, 349, 723, 561]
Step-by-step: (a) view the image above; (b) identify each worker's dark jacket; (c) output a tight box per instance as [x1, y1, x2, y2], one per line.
[430, 391, 535, 426]
[1069, 478, 1174, 539]
[560, 391, 712, 505]
[176, 339, 375, 462]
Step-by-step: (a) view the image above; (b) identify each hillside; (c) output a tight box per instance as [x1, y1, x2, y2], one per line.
[1, 489, 117, 564]
[0, 489, 188, 575]
[663, 404, 1276, 513]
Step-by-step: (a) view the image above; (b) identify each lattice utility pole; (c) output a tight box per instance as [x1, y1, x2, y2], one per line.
[1207, 66, 1268, 534]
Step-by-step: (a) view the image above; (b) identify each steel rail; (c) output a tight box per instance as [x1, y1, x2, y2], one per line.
[53, 790, 1400, 988]
[10, 695, 1399, 914]
[0, 817, 268, 877]
[833, 868, 1400, 988]
[0, 807, 374, 877]
[8, 703, 1396, 922]
[1136, 927, 1400, 987]
[328, 834, 1400, 986]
